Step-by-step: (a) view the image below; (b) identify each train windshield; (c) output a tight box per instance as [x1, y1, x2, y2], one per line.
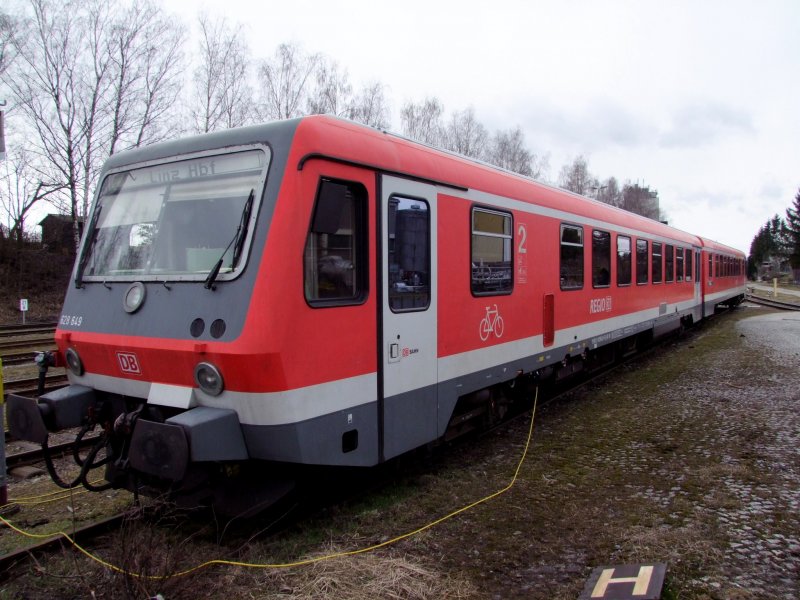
[80, 148, 269, 282]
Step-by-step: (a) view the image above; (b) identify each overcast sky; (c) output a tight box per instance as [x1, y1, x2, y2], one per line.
[164, 0, 799, 252]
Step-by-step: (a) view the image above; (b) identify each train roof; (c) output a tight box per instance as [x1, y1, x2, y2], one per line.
[291, 116, 701, 244]
[698, 236, 745, 256]
[101, 119, 302, 171]
[102, 115, 743, 255]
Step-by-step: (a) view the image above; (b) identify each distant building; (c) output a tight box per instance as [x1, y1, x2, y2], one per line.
[39, 214, 84, 255]
[757, 255, 792, 281]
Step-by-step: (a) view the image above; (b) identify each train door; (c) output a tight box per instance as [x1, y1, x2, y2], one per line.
[380, 175, 438, 460]
[693, 247, 702, 314]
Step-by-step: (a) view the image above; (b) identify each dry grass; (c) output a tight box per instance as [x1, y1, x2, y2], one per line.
[254, 547, 475, 600]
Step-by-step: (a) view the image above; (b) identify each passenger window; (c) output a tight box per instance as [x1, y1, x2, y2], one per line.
[636, 239, 648, 284]
[696, 251, 701, 280]
[560, 224, 584, 290]
[592, 230, 611, 288]
[676, 248, 684, 282]
[304, 179, 367, 306]
[685, 248, 693, 281]
[471, 207, 513, 295]
[652, 242, 663, 283]
[665, 244, 674, 282]
[617, 235, 632, 286]
[388, 196, 430, 311]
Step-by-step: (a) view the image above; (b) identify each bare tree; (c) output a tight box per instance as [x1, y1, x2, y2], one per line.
[306, 64, 391, 129]
[2, 0, 184, 247]
[488, 126, 543, 178]
[191, 13, 250, 133]
[306, 58, 353, 117]
[558, 155, 596, 195]
[349, 81, 390, 129]
[400, 96, 445, 146]
[443, 107, 488, 161]
[4, 0, 85, 246]
[0, 147, 65, 244]
[595, 176, 622, 207]
[106, 1, 185, 150]
[0, 10, 14, 76]
[256, 42, 320, 121]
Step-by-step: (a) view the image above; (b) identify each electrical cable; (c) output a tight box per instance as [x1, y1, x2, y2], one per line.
[0, 387, 539, 580]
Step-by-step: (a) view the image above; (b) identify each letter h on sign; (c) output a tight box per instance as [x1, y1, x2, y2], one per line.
[579, 563, 667, 600]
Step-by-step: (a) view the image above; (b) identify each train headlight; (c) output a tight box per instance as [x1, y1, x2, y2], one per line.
[123, 282, 146, 313]
[194, 362, 224, 396]
[65, 347, 84, 376]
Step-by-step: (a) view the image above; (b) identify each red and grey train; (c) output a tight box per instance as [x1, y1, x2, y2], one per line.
[8, 116, 746, 509]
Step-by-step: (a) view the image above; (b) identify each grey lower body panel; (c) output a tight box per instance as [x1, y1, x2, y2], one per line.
[242, 401, 379, 467]
[241, 310, 699, 466]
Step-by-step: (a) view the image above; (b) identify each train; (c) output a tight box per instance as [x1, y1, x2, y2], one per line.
[7, 116, 746, 513]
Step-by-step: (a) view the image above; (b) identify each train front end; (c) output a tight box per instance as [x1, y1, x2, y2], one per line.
[7, 127, 291, 511]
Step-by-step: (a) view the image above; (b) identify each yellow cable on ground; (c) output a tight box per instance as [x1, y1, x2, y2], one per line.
[0, 387, 539, 579]
[6, 486, 88, 504]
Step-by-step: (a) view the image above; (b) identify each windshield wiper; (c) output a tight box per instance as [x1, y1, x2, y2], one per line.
[74, 205, 103, 289]
[204, 188, 255, 290]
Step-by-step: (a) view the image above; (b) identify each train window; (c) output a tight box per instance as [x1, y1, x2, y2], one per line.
[696, 251, 701, 280]
[665, 244, 674, 283]
[388, 196, 430, 311]
[685, 248, 693, 281]
[636, 239, 648, 284]
[708, 254, 713, 278]
[471, 207, 513, 295]
[617, 235, 632, 286]
[81, 149, 268, 282]
[304, 179, 368, 306]
[560, 224, 584, 290]
[652, 242, 663, 283]
[592, 230, 611, 288]
[676, 247, 684, 281]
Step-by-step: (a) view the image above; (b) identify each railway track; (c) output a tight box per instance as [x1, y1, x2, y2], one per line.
[5, 432, 103, 470]
[0, 323, 57, 338]
[0, 351, 55, 367]
[3, 374, 69, 397]
[0, 337, 56, 354]
[744, 293, 800, 311]
[0, 514, 125, 573]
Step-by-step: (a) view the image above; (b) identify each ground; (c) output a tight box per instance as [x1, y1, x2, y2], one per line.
[1, 305, 798, 599]
[0, 277, 67, 326]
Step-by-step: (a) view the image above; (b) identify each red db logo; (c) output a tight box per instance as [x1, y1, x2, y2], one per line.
[117, 352, 142, 375]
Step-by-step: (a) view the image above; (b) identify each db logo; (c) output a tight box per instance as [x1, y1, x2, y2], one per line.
[117, 352, 142, 375]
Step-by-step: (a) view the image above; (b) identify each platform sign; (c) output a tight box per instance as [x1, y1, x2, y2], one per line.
[579, 563, 667, 600]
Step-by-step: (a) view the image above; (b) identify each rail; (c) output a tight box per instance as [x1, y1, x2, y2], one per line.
[0, 323, 57, 338]
[744, 293, 800, 311]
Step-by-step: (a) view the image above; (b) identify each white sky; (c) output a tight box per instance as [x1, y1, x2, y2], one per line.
[164, 0, 799, 252]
